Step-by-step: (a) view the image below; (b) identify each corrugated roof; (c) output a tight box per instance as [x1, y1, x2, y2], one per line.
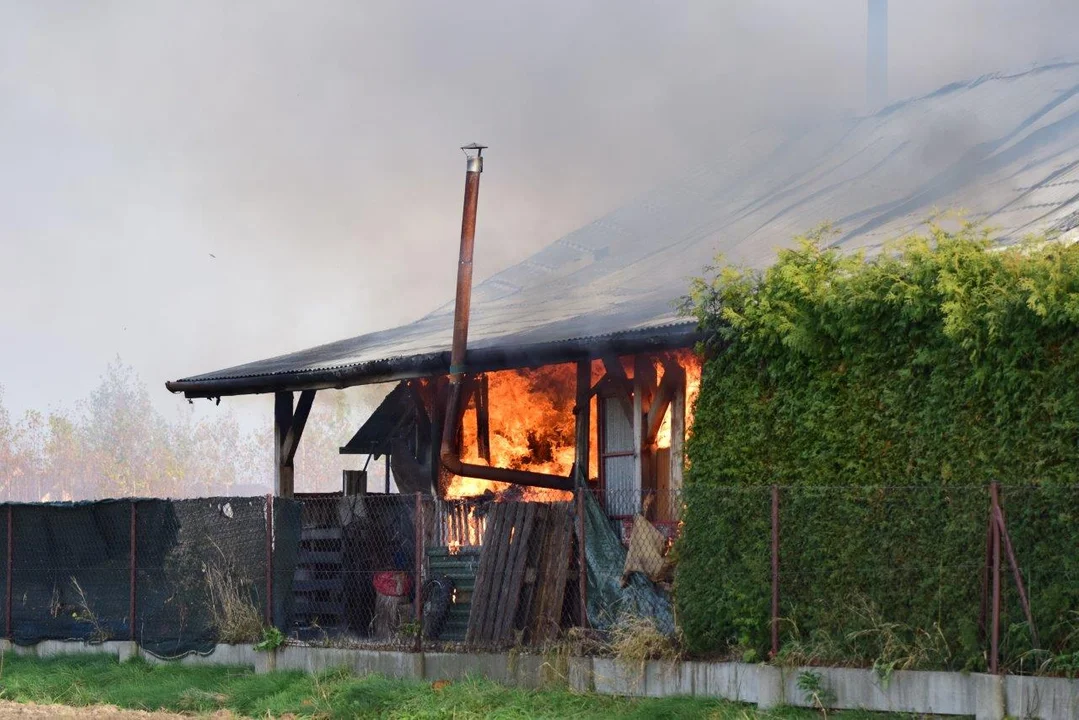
[168, 61, 1079, 398]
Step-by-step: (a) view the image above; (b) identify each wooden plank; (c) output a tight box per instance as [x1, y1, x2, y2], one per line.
[476, 373, 491, 464]
[574, 360, 591, 486]
[293, 578, 344, 593]
[282, 389, 316, 465]
[480, 502, 522, 642]
[274, 392, 294, 497]
[669, 367, 686, 510]
[466, 502, 510, 643]
[529, 503, 573, 643]
[646, 364, 683, 445]
[514, 505, 549, 639]
[496, 503, 538, 643]
[302, 527, 343, 541]
[298, 550, 342, 566]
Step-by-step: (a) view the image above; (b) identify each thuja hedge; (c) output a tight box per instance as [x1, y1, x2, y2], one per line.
[676, 226, 1079, 671]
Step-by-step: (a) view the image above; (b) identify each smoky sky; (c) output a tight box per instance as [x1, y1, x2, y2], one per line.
[2, 0, 1078, 425]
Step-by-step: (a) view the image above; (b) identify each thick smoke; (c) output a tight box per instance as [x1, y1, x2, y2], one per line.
[2, 0, 1078, 427]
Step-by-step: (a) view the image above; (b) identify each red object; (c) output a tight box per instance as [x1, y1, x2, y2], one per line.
[373, 571, 412, 597]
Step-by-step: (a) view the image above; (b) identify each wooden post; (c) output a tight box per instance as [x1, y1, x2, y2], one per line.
[274, 390, 315, 497]
[669, 367, 686, 512]
[129, 501, 137, 642]
[343, 470, 366, 496]
[274, 392, 294, 497]
[476, 374, 491, 464]
[574, 360, 591, 486]
[633, 356, 657, 514]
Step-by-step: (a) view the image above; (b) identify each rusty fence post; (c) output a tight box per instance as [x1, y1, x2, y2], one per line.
[129, 501, 137, 642]
[577, 488, 588, 628]
[264, 494, 274, 627]
[990, 482, 1001, 674]
[414, 492, 424, 652]
[5, 505, 12, 641]
[771, 484, 780, 659]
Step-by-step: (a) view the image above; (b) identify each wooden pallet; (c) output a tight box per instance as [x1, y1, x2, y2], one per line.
[291, 526, 345, 627]
[465, 502, 574, 645]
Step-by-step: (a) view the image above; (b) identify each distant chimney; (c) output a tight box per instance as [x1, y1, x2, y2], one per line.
[867, 0, 888, 111]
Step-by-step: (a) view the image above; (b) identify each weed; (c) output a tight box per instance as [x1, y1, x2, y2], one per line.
[204, 556, 263, 644]
[69, 577, 111, 643]
[845, 597, 951, 681]
[797, 670, 836, 719]
[255, 626, 285, 652]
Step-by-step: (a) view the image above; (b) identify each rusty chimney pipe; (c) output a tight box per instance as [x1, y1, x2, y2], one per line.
[439, 145, 572, 491]
[448, 144, 484, 384]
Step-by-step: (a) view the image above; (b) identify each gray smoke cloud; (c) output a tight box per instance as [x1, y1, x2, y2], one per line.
[2, 0, 1078, 425]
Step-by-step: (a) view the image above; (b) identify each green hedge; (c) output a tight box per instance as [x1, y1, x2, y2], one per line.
[676, 227, 1079, 672]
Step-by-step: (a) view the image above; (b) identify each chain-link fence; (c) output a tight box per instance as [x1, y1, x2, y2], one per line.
[279, 488, 681, 653]
[10, 484, 1062, 673]
[0, 496, 302, 658]
[676, 482, 1079, 673]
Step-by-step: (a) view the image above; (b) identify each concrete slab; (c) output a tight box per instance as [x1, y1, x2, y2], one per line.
[691, 661, 758, 703]
[4, 638, 1079, 718]
[424, 652, 513, 684]
[1007, 674, 1079, 720]
[568, 656, 594, 693]
[592, 658, 646, 697]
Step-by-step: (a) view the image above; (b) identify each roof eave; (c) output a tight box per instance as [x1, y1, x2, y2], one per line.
[165, 323, 702, 400]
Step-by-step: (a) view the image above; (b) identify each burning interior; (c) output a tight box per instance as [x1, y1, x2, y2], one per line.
[167, 145, 704, 647]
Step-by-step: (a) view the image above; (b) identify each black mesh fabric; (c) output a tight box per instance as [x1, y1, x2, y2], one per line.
[10, 500, 132, 645]
[0, 497, 300, 658]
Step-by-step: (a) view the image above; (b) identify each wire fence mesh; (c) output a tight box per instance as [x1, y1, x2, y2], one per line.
[0, 483, 1071, 672]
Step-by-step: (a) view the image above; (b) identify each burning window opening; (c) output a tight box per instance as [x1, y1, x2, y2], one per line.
[440, 352, 701, 504]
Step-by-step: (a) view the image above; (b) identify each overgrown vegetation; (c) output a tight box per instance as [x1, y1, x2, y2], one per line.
[204, 553, 265, 644]
[678, 225, 1079, 671]
[0, 653, 887, 719]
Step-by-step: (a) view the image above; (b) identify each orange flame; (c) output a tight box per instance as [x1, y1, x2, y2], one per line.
[654, 350, 703, 448]
[448, 364, 580, 501]
[442, 353, 701, 501]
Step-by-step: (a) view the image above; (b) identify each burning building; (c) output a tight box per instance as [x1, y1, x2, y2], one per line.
[166, 60, 1079, 642]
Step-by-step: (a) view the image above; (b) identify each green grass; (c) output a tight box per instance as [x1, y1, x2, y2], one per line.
[0, 653, 893, 719]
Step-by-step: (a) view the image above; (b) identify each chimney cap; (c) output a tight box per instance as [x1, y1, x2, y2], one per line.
[461, 143, 487, 156]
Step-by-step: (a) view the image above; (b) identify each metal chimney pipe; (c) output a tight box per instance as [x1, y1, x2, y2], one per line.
[448, 145, 484, 384]
[439, 145, 573, 491]
[867, 0, 888, 111]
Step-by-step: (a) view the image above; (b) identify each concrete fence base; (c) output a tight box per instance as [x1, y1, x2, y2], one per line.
[4, 640, 1079, 720]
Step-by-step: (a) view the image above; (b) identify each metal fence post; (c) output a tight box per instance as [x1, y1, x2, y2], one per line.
[414, 492, 424, 652]
[577, 488, 588, 628]
[5, 505, 12, 641]
[129, 501, 137, 642]
[771, 484, 780, 659]
[990, 482, 1001, 674]
[265, 493, 274, 627]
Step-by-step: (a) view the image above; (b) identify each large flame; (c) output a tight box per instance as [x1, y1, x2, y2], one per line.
[448, 363, 583, 501]
[443, 353, 701, 501]
[654, 350, 703, 449]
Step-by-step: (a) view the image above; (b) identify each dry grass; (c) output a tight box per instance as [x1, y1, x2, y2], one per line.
[204, 562, 263, 645]
[608, 613, 682, 665]
[70, 578, 111, 644]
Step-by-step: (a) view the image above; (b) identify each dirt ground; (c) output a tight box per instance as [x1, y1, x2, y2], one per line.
[0, 701, 238, 719]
